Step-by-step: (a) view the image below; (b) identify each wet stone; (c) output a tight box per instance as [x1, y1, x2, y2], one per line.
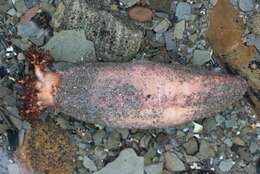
[249, 142, 259, 153]
[182, 137, 199, 155]
[140, 134, 152, 149]
[174, 20, 185, 39]
[150, 0, 173, 14]
[93, 130, 106, 145]
[197, 140, 215, 159]
[192, 50, 211, 66]
[94, 148, 144, 174]
[239, 0, 255, 12]
[144, 163, 163, 174]
[64, 0, 144, 62]
[44, 30, 96, 63]
[83, 156, 97, 172]
[164, 152, 186, 172]
[218, 159, 234, 172]
[175, 2, 191, 21]
[203, 117, 217, 132]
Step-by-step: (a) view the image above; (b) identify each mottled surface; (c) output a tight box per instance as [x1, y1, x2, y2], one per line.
[55, 61, 248, 128]
[63, 0, 144, 62]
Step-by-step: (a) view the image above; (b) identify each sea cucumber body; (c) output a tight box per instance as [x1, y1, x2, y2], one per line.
[55, 61, 247, 128]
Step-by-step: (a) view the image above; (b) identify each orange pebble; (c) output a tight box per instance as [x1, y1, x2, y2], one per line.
[128, 6, 153, 22]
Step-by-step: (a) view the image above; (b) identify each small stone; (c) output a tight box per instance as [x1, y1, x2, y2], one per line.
[182, 137, 199, 155]
[164, 152, 186, 172]
[15, 0, 28, 17]
[197, 140, 215, 159]
[174, 20, 185, 39]
[239, 0, 254, 12]
[215, 114, 225, 126]
[117, 129, 129, 139]
[192, 50, 211, 65]
[249, 142, 258, 153]
[192, 122, 203, 133]
[24, 0, 40, 9]
[93, 129, 106, 145]
[153, 18, 171, 33]
[44, 30, 96, 63]
[128, 6, 153, 22]
[175, 2, 191, 21]
[51, 2, 65, 29]
[224, 138, 233, 147]
[219, 159, 234, 172]
[7, 164, 20, 174]
[106, 131, 121, 149]
[250, 14, 260, 35]
[7, 8, 17, 16]
[17, 21, 41, 38]
[140, 134, 152, 149]
[225, 119, 237, 128]
[203, 117, 217, 132]
[247, 34, 260, 52]
[83, 156, 97, 172]
[164, 31, 176, 51]
[6, 107, 22, 130]
[20, 5, 39, 25]
[144, 163, 163, 174]
[233, 137, 245, 146]
[94, 148, 144, 174]
[0, 0, 10, 13]
[120, 0, 139, 8]
[150, 0, 173, 13]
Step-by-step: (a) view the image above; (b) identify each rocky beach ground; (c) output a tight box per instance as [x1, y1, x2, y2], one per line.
[0, 0, 259, 174]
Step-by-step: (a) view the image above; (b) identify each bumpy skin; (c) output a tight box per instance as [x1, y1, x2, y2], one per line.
[55, 61, 248, 129]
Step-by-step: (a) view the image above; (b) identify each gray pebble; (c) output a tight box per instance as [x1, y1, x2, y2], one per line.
[94, 148, 144, 174]
[164, 152, 186, 172]
[218, 159, 234, 172]
[175, 2, 191, 21]
[83, 156, 97, 172]
[239, 0, 255, 12]
[44, 30, 96, 63]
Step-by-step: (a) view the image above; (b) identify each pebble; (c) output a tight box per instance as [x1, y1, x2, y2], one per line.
[83, 156, 97, 172]
[197, 140, 215, 159]
[182, 137, 199, 155]
[128, 6, 153, 22]
[203, 117, 217, 132]
[94, 148, 144, 174]
[120, 0, 139, 8]
[140, 134, 151, 149]
[44, 30, 96, 63]
[239, 0, 254, 12]
[164, 31, 176, 51]
[15, 0, 28, 17]
[233, 137, 246, 146]
[106, 131, 121, 149]
[7, 164, 20, 174]
[150, 0, 173, 13]
[249, 142, 259, 153]
[192, 50, 211, 65]
[144, 163, 163, 174]
[218, 159, 234, 172]
[164, 152, 186, 172]
[51, 2, 65, 29]
[174, 20, 185, 39]
[224, 138, 233, 147]
[0, 0, 11, 13]
[117, 129, 129, 139]
[175, 2, 191, 21]
[17, 21, 41, 38]
[153, 18, 171, 34]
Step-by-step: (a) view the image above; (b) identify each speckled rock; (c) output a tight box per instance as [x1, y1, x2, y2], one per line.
[63, 0, 144, 62]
